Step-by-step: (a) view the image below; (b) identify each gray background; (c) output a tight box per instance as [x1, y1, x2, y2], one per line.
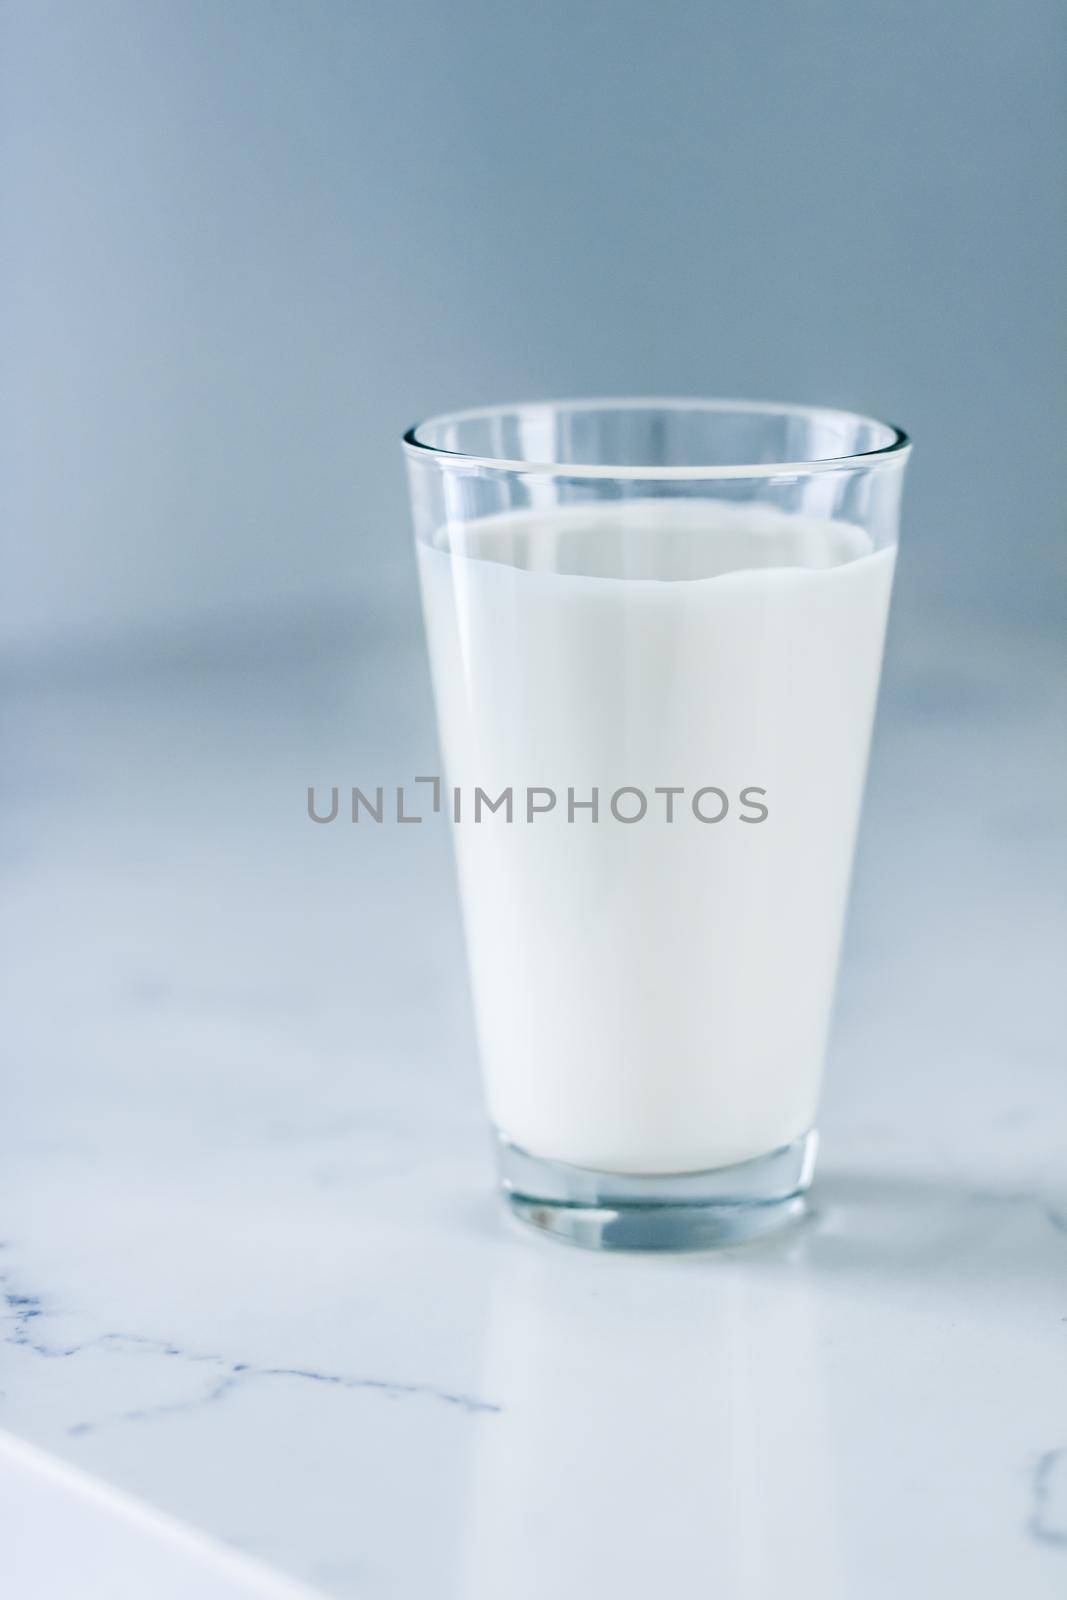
[3, 0, 1064, 652]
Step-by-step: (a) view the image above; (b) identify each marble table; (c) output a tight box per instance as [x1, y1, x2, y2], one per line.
[3, 586, 1064, 1597]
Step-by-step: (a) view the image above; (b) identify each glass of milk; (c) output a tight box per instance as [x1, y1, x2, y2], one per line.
[403, 399, 910, 1249]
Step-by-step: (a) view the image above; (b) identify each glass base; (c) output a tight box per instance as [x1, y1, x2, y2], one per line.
[497, 1129, 817, 1252]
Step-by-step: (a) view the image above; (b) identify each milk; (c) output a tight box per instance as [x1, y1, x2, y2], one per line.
[418, 501, 894, 1175]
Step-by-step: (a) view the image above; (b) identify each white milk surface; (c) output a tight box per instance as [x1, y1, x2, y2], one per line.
[418, 501, 895, 1174]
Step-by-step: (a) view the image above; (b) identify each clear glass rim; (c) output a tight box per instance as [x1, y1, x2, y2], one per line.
[402, 396, 911, 480]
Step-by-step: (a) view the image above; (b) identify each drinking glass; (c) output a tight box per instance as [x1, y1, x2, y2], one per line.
[403, 399, 910, 1249]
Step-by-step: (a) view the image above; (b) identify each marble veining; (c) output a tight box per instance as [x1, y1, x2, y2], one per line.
[2, 1266, 500, 1436]
[966, 1194, 1067, 1236]
[1030, 1452, 1067, 1548]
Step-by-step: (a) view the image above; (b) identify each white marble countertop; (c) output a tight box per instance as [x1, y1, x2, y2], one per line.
[3, 592, 1065, 1597]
